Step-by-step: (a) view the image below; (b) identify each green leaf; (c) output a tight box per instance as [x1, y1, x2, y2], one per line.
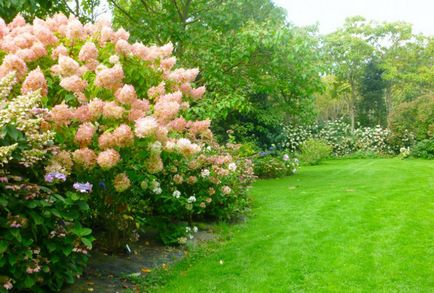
[24, 276, 36, 288]
[0, 241, 8, 254]
[63, 246, 72, 256]
[81, 237, 93, 249]
[8, 254, 17, 266]
[10, 229, 21, 242]
[71, 226, 92, 237]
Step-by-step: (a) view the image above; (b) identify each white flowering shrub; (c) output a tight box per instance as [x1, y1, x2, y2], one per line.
[277, 118, 401, 157]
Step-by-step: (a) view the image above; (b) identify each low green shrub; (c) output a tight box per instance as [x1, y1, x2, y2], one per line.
[0, 175, 93, 292]
[299, 139, 332, 165]
[411, 139, 434, 159]
[253, 151, 299, 178]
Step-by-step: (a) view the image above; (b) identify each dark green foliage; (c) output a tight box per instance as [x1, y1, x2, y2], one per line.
[0, 0, 101, 22]
[358, 60, 387, 127]
[388, 94, 434, 141]
[0, 176, 93, 291]
[411, 139, 434, 159]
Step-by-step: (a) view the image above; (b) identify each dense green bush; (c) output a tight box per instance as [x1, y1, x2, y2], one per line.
[253, 152, 299, 179]
[0, 176, 92, 292]
[389, 94, 434, 141]
[299, 139, 332, 165]
[411, 139, 434, 159]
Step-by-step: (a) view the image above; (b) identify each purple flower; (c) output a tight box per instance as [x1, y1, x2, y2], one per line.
[45, 172, 67, 183]
[98, 181, 106, 189]
[73, 182, 93, 193]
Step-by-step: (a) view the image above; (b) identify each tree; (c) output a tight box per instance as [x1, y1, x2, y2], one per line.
[0, 0, 103, 22]
[323, 16, 374, 130]
[111, 0, 322, 145]
[314, 75, 350, 122]
[358, 59, 387, 127]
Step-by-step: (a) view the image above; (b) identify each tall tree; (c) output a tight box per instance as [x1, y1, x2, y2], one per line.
[358, 59, 387, 127]
[323, 16, 374, 130]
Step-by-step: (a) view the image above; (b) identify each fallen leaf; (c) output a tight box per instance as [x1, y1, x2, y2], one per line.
[141, 267, 152, 273]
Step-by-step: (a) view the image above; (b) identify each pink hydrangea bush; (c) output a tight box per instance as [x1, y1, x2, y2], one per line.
[0, 14, 254, 252]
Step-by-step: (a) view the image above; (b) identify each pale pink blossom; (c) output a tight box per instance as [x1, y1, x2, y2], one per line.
[168, 68, 199, 83]
[146, 154, 163, 173]
[58, 55, 79, 76]
[160, 91, 182, 103]
[102, 101, 124, 120]
[8, 14, 26, 29]
[97, 148, 120, 169]
[168, 117, 187, 132]
[73, 105, 92, 122]
[74, 122, 96, 147]
[95, 64, 124, 90]
[33, 22, 58, 45]
[154, 101, 180, 122]
[176, 138, 201, 156]
[128, 108, 145, 121]
[60, 75, 88, 93]
[50, 103, 73, 126]
[160, 57, 176, 71]
[51, 44, 68, 60]
[109, 55, 119, 64]
[72, 148, 97, 169]
[222, 186, 232, 195]
[21, 67, 47, 96]
[79, 41, 98, 62]
[0, 54, 27, 79]
[115, 39, 131, 55]
[66, 18, 85, 40]
[88, 98, 105, 119]
[188, 120, 211, 137]
[131, 99, 150, 112]
[190, 86, 206, 100]
[115, 84, 137, 104]
[135, 116, 158, 137]
[113, 124, 134, 147]
[147, 82, 166, 100]
[98, 132, 115, 149]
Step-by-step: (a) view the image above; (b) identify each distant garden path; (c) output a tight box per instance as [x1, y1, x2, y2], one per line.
[146, 159, 434, 292]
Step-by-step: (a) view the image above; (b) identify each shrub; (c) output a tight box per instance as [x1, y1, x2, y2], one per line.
[411, 139, 434, 159]
[299, 139, 332, 165]
[389, 94, 434, 141]
[253, 151, 299, 178]
[0, 76, 93, 291]
[0, 14, 255, 254]
[0, 176, 92, 292]
[277, 118, 404, 156]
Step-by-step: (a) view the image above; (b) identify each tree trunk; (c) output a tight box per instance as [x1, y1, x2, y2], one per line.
[350, 81, 356, 131]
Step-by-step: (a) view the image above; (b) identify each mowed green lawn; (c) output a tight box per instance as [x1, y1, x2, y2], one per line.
[142, 159, 434, 292]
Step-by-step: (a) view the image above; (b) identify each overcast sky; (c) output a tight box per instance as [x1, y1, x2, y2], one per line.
[273, 0, 434, 35]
